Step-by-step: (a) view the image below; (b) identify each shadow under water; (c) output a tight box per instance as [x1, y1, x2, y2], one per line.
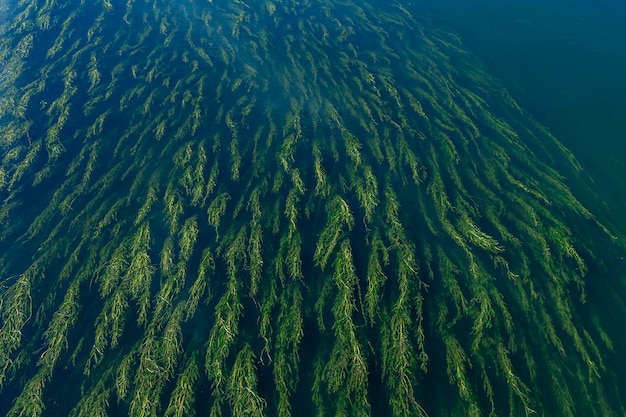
[1, 0, 625, 416]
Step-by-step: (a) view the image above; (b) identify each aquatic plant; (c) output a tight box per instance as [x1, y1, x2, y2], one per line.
[1, 0, 625, 416]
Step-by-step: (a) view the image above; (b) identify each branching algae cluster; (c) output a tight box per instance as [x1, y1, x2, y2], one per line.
[1, 0, 626, 416]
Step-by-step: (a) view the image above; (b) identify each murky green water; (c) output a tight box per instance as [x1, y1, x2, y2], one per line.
[1, 0, 625, 416]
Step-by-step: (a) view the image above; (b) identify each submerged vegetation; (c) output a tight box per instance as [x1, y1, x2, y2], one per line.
[1, 0, 626, 415]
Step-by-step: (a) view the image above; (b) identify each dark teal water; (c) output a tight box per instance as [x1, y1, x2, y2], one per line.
[425, 4, 626, 411]
[426, 0, 626, 235]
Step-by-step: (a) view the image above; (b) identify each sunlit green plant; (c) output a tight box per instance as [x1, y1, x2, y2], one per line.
[1, 0, 625, 416]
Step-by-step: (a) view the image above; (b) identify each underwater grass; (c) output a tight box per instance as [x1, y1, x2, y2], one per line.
[1, 0, 626, 416]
